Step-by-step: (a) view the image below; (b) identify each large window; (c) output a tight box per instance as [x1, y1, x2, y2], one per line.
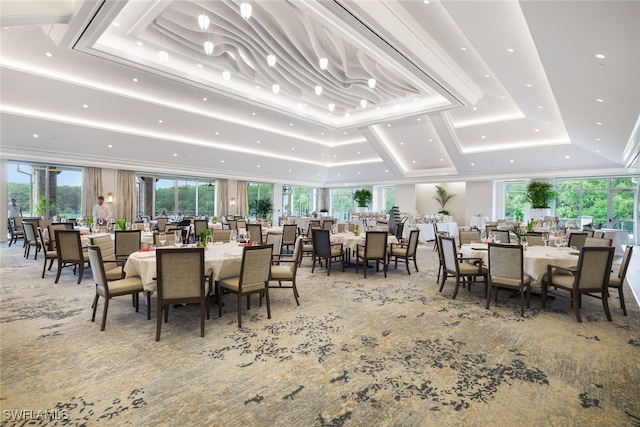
[331, 187, 356, 221]
[382, 186, 396, 214]
[153, 177, 215, 218]
[504, 181, 527, 219]
[7, 162, 82, 219]
[247, 182, 273, 218]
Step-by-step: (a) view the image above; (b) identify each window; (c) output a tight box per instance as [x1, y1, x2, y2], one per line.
[382, 186, 396, 214]
[247, 182, 273, 218]
[152, 177, 215, 217]
[504, 181, 526, 219]
[330, 187, 356, 221]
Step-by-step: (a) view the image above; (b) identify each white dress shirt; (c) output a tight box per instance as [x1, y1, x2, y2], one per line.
[92, 203, 113, 221]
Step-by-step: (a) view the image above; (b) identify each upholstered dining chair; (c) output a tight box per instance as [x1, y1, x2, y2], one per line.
[155, 247, 210, 340]
[525, 233, 545, 247]
[37, 227, 57, 278]
[311, 229, 345, 276]
[45, 223, 67, 252]
[8, 217, 24, 247]
[218, 244, 273, 328]
[22, 221, 41, 260]
[593, 230, 605, 238]
[246, 223, 264, 245]
[114, 230, 141, 262]
[582, 229, 595, 237]
[439, 235, 487, 299]
[541, 246, 615, 322]
[322, 219, 335, 231]
[281, 224, 298, 254]
[434, 232, 448, 283]
[154, 232, 176, 247]
[491, 230, 510, 244]
[267, 236, 303, 306]
[584, 236, 612, 247]
[567, 232, 588, 249]
[607, 245, 634, 316]
[87, 245, 144, 331]
[265, 232, 283, 262]
[388, 229, 420, 275]
[54, 230, 89, 284]
[156, 217, 168, 232]
[91, 234, 125, 280]
[193, 219, 209, 243]
[487, 243, 532, 317]
[302, 226, 321, 262]
[458, 230, 480, 247]
[212, 229, 232, 243]
[485, 224, 498, 237]
[355, 231, 388, 278]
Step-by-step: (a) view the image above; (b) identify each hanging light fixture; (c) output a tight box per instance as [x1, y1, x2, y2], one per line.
[222, 70, 231, 81]
[198, 14, 210, 30]
[267, 53, 277, 67]
[240, 2, 252, 20]
[319, 57, 328, 70]
[368, 78, 376, 89]
[315, 85, 323, 96]
[328, 102, 335, 112]
[158, 50, 169, 63]
[360, 99, 368, 108]
[203, 40, 214, 55]
[272, 84, 280, 94]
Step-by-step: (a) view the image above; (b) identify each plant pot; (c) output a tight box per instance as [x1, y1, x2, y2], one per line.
[531, 208, 550, 219]
[356, 207, 367, 213]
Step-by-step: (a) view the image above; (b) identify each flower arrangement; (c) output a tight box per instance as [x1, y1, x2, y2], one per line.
[198, 229, 212, 247]
[353, 224, 360, 236]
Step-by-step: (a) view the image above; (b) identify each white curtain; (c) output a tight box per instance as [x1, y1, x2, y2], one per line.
[117, 170, 136, 221]
[217, 179, 228, 218]
[82, 167, 102, 217]
[236, 180, 248, 218]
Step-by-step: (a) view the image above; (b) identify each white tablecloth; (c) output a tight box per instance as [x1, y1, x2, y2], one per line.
[470, 216, 489, 229]
[123, 243, 244, 292]
[601, 229, 629, 257]
[404, 222, 459, 242]
[330, 232, 398, 252]
[460, 244, 579, 284]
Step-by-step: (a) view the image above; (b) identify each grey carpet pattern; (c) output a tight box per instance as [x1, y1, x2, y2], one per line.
[1, 242, 639, 426]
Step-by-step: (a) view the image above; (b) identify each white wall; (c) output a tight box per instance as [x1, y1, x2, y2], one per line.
[395, 184, 416, 213]
[465, 181, 494, 225]
[415, 182, 466, 224]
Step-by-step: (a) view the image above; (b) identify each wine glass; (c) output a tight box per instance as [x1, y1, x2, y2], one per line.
[245, 231, 251, 245]
[520, 235, 528, 250]
[144, 221, 150, 232]
[107, 222, 113, 234]
[542, 232, 549, 247]
[480, 231, 487, 243]
[174, 230, 183, 247]
[159, 232, 167, 247]
[230, 229, 237, 243]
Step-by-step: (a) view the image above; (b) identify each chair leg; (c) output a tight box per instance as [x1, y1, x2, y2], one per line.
[413, 257, 419, 272]
[200, 301, 205, 337]
[92, 294, 100, 322]
[146, 291, 151, 320]
[452, 277, 461, 299]
[76, 263, 83, 284]
[54, 262, 63, 284]
[100, 298, 109, 331]
[41, 258, 48, 278]
[405, 258, 410, 275]
[618, 287, 627, 316]
[156, 304, 163, 341]
[264, 286, 271, 319]
[292, 281, 300, 306]
[439, 272, 447, 292]
[572, 292, 582, 322]
[486, 284, 492, 309]
[134, 293, 140, 312]
[602, 292, 612, 321]
[218, 290, 224, 319]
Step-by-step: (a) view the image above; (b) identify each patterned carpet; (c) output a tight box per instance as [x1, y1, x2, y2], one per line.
[1, 241, 639, 426]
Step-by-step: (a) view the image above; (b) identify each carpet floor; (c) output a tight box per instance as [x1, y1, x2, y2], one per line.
[1, 242, 639, 426]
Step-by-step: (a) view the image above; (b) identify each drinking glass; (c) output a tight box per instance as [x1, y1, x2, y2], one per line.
[125, 221, 131, 230]
[230, 229, 237, 243]
[107, 222, 113, 233]
[174, 230, 183, 247]
[480, 231, 487, 243]
[159, 232, 167, 247]
[245, 231, 251, 244]
[520, 235, 528, 250]
[542, 232, 549, 246]
[144, 222, 150, 232]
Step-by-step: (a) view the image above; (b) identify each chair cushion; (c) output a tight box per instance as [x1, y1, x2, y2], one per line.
[491, 274, 531, 288]
[458, 262, 485, 275]
[608, 276, 621, 287]
[548, 273, 574, 288]
[105, 266, 124, 281]
[270, 265, 294, 280]
[108, 277, 143, 295]
[330, 247, 343, 257]
[219, 276, 266, 293]
[45, 250, 57, 258]
[390, 247, 408, 256]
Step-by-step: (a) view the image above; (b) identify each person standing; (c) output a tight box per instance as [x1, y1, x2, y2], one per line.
[92, 196, 112, 222]
[8, 198, 22, 218]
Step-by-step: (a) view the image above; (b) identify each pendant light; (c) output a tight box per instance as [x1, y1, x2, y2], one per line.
[368, 78, 376, 89]
[272, 84, 280, 94]
[267, 53, 277, 67]
[158, 50, 169, 63]
[203, 40, 214, 55]
[315, 85, 323, 96]
[319, 57, 328, 70]
[240, 2, 252, 20]
[198, 14, 210, 30]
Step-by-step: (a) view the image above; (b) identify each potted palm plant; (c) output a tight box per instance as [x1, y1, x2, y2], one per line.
[525, 181, 556, 218]
[353, 189, 373, 212]
[433, 185, 455, 215]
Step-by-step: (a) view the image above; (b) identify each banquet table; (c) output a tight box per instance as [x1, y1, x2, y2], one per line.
[404, 222, 459, 242]
[460, 243, 579, 284]
[123, 243, 244, 292]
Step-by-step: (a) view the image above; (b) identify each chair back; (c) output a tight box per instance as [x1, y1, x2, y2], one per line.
[247, 224, 264, 244]
[440, 235, 460, 274]
[37, 219, 52, 230]
[47, 224, 67, 249]
[56, 230, 84, 262]
[115, 230, 141, 259]
[282, 224, 298, 244]
[156, 217, 168, 231]
[593, 230, 605, 238]
[237, 220, 247, 230]
[406, 229, 420, 256]
[156, 248, 206, 300]
[526, 233, 545, 246]
[311, 229, 332, 258]
[363, 231, 388, 259]
[212, 229, 232, 243]
[575, 246, 615, 291]
[91, 235, 116, 261]
[582, 229, 595, 237]
[485, 224, 498, 236]
[459, 230, 480, 246]
[87, 245, 108, 293]
[23, 221, 38, 243]
[292, 236, 304, 265]
[238, 245, 273, 291]
[227, 220, 237, 230]
[322, 219, 335, 231]
[617, 246, 634, 281]
[395, 222, 405, 241]
[491, 230, 510, 244]
[11, 217, 24, 231]
[266, 232, 283, 256]
[193, 219, 208, 237]
[488, 243, 524, 284]
[568, 232, 588, 249]
[155, 232, 176, 247]
[584, 236, 612, 247]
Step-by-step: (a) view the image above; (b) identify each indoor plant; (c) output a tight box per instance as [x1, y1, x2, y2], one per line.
[525, 181, 556, 209]
[353, 189, 373, 210]
[433, 185, 455, 215]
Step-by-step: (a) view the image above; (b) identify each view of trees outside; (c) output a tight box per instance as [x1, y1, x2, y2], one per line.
[290, 187, 315, 216]
[154, 178, 215, 217]
[504, 181, 527, 219]
[331, 187, 356, 221]
[247, 182, 273, 217]
[383, 186, 396, 214]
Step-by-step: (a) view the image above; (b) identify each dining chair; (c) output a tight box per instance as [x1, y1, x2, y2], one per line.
[302, 226, 321, 263]
[567, 232, 588, 249]
[54, 230, 89, 284]
[584, 236, 612, 247]
[394, 222, 405, 244]
[281, 224, 298, 254]
[218, 244, 273, 328]
[114, 230, 141, 262]
[246, 223, 264, 244]
[356, 231, 388, 278]
[438, 235, 487, 299]
[155, 232, 176, 247]
[37, 226, 58, 278]
[582, 229, 595, 237]
[227, 220, 238, 230]
[322, 219, 335, 231]
[311, 229, 345, 276]
[212, 229, 232, 243]
[237, 220, 247, 230]
[458, 230, 481, 247]
[434, 232, 448, 283]
[193, 219, 209, 243]
[388, 229, 420, 275]
[156, 247, 210, 340]
[22, 221, 41, 260]
[491, 230, 510, 244]
[487, 243, 532, 317]
[91, 235, 125, 280]
[265, 232, 283, 262]
[87, 245, 144, 331]
[525, 233, 545, 247]
[608, 246, 633, 316]
[541, 246, 615, 322]
[593, 230, 605, 238]
[267, 236, 303, 306]
[8, 217, 24, 247]
[156, 217, 168, 232]
[485, 224, 498, 237]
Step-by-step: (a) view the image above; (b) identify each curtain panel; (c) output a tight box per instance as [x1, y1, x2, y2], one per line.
[236, 180, 248, 218]
[117, 170, 136, 221]
[217, 179, 228, 218]
[82, 167, 102, 217]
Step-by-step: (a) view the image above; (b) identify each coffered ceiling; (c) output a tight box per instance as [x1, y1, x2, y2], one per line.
[1, 0, 638, 187]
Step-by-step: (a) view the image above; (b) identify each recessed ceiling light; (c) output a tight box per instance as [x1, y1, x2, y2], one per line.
[257, 165, 261, 168]
[534, 129, 540, 132]
[412, 160, 416, 164]
[595, 53, 606, 59]
[429, 138, 433, 142]
[423, 0, 430, 4]
[565, 155, 570, 159]
[596, 122, 602, 125]
[484, 74, 490, 78]
[215, 131, 219, 135]
[45, 52, 52, 57]
[387, 124, 391, 127]
[173, 153, 178, 157]
[289, 169, 292, 172]
[510, 159, 514, 163]
[525, 84, 532, 87]
[537, 106, 543, 109]
[256, 140, 260, 144]
[481, 135, 486, 139]
[337, 173, 341, 176]
[358, 172, 361, 175]
[472, 106, 478, 111]
[417, 118, 422, 121]
[290, 123, 294, 127]
[321, 153, 325, 157]
[291, 147, 295, 151]
[83, 104, 88, 108]
[108, 144, 112, 148]
[136, 41, 143, 46]
[357, 152, 361, 155]
[33, 134, 39, 138]
[596, 150, 600, 153]
[385, 170, 388, 172]
[197, 64, 203, 68]
[507, 48, 514, 53]
[203, 97, 207, 101]
[461, 47, 467, 51]
[440, 158, 444, 162]
[252, 112, 256, 116]
[158, 120, 163, 124]
[112, 22, 120, 27]
[132, 78, 138, 82]
[596, 138, 601, 141]
[220, 160, 224, 163]
[470, 163, 475, 166]
[400, 142, 404, 145]
[596, 98, 604, 103]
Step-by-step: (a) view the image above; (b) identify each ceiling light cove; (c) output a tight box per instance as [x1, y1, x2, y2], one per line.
[461, 139, 570, 154]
